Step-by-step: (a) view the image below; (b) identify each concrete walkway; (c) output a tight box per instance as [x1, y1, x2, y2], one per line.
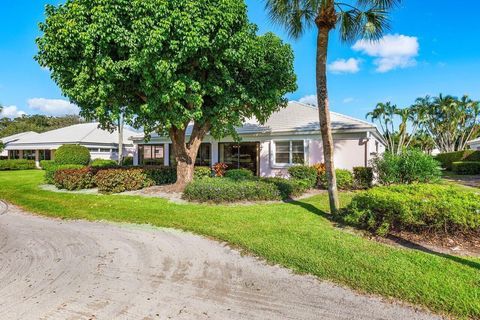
[0, 202, 439, 320]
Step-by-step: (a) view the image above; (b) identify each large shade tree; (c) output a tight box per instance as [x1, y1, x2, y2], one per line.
[36, 0, 297, 189]
[265, 0, 400, 213]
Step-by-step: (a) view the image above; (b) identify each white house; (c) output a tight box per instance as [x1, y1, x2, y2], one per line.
[0, 131, 40, 159]
[130, 101, 386, 177]
[3, 123, 137, 167]
[467, 138, 480, 151]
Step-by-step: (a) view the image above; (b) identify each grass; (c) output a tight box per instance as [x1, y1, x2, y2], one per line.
[1, 170, 480, 319]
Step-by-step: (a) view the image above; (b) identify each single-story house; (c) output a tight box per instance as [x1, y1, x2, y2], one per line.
[3, 123, 137, 167]
[467, 137, 480, 151]
[130, 101, 386, 177]
[0, 131, 40, 159]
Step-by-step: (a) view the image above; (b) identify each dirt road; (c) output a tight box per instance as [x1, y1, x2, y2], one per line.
[0, 202, 439, 319]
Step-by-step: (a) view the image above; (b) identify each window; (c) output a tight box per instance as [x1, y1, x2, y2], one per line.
[8, 150, 20, 159]
[219, 142, 259, 175]
[23, 150, 36, 160]
[139, 144, 164, 166]
[39, 150, 51, 161]
[99, 148, 111, 153]
[169, 143, 212, 167]
[273, 140, 305, 165]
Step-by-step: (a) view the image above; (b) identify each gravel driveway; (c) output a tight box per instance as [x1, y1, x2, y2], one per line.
[0, 202, 439, 320]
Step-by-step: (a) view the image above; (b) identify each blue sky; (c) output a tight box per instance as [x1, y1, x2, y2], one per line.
[1, 0, 479, 120]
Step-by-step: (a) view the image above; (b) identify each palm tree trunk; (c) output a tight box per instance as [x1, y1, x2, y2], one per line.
[316, 25, 339, 214]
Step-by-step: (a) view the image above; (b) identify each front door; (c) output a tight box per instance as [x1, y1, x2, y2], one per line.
[219, 142, 259, 176]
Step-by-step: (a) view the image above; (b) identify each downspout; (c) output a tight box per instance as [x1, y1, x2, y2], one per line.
[365, 132, 371, 167]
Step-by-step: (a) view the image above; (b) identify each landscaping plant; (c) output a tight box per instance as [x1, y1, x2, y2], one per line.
[353, 167, 373, 189]
[193, 166, 212, 180]
[318, 169, 353, 190]
[94, 168, 155, 194]
[224, 168, 254, 180]
[44, 164, 84, 184]
[54, 167, 95, 191]
[0, 159, 36, 170]
[451, 161, 480, 175]
[288, 165, 318, 188]
[436, 150, 480, 170]
[212, 163, 228, 177]
[90, 159, 118, 168]
[54, 144, 91, 166]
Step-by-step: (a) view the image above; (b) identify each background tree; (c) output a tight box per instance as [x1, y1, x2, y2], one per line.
[0, 114, 83, 138]
[36, 0, 297, 189]
[265, 0, 400, 213]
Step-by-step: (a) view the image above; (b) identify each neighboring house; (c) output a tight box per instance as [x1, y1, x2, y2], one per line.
[0, 131, 40, 159]
[4, 123, 137, 167]
[467, 137, 480, 151]
[130, 101, 386, 177]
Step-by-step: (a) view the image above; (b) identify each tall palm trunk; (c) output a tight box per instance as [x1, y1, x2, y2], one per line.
[316, 25, 339, 214]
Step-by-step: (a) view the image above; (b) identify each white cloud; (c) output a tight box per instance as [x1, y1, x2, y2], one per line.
[342, 97, 355, 104]
[0, 105, 26, 118]
[27, 98, 79, 116]
[352, 34, 419, 73]
[299, 95, 318, 106]
[328, 58, 361, 74]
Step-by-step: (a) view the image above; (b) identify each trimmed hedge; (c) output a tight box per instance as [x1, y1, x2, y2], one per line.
[353, 167, 373, 189]
[144, 166, 177, 185]
[318, 169, 354, 190]
[342, 184, 480, 236]
[224, 168, 254, 180]
[183, 178, 281, 203]
[40, 160, 55, 170]
[55, 144, 91, 166]
[194, 166, 212, 179]
[95, 168, 155, 193]
[54, 167, 95, 190]
[262, 177, 310, 199]
[45, 164, 85, 184]
[435, 150, 480, 170]
[0, 159, 36, 170]
[452, 161, 480, 175]
[288, 165, 318, 188]
[91, 159, 118, 168]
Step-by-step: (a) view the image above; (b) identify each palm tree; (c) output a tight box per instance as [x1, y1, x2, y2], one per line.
[265, 0, 400, 213]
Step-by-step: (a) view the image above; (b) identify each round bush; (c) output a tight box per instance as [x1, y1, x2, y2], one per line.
[224, 168, 254, 180]
[55, 144, 91, 166]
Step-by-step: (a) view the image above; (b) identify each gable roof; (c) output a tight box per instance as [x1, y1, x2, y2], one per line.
[0, 131, 39, 144]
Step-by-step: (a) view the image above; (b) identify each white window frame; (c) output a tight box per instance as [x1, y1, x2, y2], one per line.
[271, 139, 308, 168]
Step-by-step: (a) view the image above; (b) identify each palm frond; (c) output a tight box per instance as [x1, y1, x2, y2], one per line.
[355, 0, 401, 10]
[264, 0, 318, 39]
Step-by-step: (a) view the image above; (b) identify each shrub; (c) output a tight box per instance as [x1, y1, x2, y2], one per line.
[144, 166, 177, 185]
[45, 164, 85, 184]
[342, 184, 480, 236]
[288, 165, 318, 188]
[262, 177, 310, 199]
[40, 160, 55, 170]
[94, 168, 155, 193]
[371, 149, 441, 185]
[318, 169, 354, 190]
[212, 162, 228, 177]
[0, 159, 36, 170]
[435, 150, 480, 170]
[91, 159, 118, 168]
[183, 178, 281, 203]
[224, 168, 254, 180]
[452, 161, 480, 175]
[121, 156, 134, 166]
[312, 162, 326, 176]
[55, 144, 91, 166]
[54, 167, 95, 190]
[194, 166, 212, 179]
[353, 167, 374, 189]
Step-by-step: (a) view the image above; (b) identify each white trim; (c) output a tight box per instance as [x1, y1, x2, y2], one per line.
[271, 139, 307, 168]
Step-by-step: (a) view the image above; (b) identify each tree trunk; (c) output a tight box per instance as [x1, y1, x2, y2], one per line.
[316, 25, 340, 214]
[170, 122, 211, 191]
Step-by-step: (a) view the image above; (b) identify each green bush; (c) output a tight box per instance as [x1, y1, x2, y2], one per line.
[44, 164, 85, 184]
[435, 150, 480, 170]
[144, 166, 177, 185]
[54, 167, 95, 190]
[224, 168, 254, 180]
[194, 166, 212, 179]
[342, 184, 480, 236]
[91, 159, 118, 168]
[288, 165, 318, 187]
[40, 160, 55, 170]
[94, 168, 155, 193]
[452, 161, 480, 175]
[353, 167, 373, 189]
[0, 159, 36, 170]
[121, 156, 134, 166]
[183, 178, 281, 203]
[318, 169, 354, 190]
[54, 144, 91, 165]
[262, 177, 310, 199]
[371, 149, 441, 185]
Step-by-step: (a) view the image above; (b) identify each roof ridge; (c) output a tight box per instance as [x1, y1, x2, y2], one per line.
[77, 122, 100, 143]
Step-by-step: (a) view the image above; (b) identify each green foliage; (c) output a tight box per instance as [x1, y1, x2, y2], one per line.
[54, 145, 91, 166]
[54, 167, 95, 190]
[121, 156, 133, 166]
[224, 168, 253, 180]
[342, 184, 480, 236]
[371, 150, 441, 185]
[435, 150, 480, 170]
[194, 166, 212, 180]
[288, 165, 318, 188]
[319, 169, 354, 190]
[44, 164, 84, 184]
[40, 160, 55, 170]
[452, 161, 480, 175]
[0, 115, 82, 138]
[144, 167, 177, 185]
[261, 177, 310, 199]
[353, 167, 374, 189]
[0, 159, 36, 170]
[90, 159, 118, 168]
[183, 178, 281, 203]
[94, 168, 154, 193]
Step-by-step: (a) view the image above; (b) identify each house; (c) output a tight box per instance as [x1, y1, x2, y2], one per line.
[0, 131, 40, 159]
[130, 101, 386, 177]
[467, 138, 480, 151]
[3, 123, 137, 167]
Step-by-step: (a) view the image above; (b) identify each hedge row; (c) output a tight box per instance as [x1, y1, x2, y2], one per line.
[452, 161, 480, 175]
[435, 150, 480, 170]
[0, 159, 36, 170]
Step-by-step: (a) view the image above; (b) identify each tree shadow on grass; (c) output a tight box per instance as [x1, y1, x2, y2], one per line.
[289, 199, 480, 271]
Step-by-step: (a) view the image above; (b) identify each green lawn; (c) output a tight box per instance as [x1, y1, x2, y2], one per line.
[1, 170, 479, 319]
